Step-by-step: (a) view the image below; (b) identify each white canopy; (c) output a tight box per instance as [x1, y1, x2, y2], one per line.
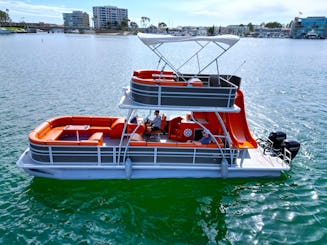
[138, 33, 240, 47]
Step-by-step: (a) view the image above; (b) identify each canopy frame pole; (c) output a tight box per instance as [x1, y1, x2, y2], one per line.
[196, 41, 234, 76]
[176, 41, 211, 73]
[148, 43, 183, 80]
[140, 35, 240, 81]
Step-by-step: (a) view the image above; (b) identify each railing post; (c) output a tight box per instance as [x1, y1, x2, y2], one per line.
[49, 146, 53, 164]
[193, 149, 196, 164]
[113, 147, 116, 165]
[158, 86, 162, 106]
[240, 149, 246, 168]
[117, 109, 133, 165]
[227, 87, 232, 107]
[154, 147, 157, 164]
[97, 146, 101, 165]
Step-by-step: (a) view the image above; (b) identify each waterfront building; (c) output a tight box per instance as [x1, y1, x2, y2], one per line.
[290, 16, 327, 39]
[224, 25, 249, 36]
[93, 6, 128, 30]
[63, 11, 90, 29]
[166, 26, 207, 36]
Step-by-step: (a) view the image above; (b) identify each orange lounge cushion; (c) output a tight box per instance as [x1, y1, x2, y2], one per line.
[91, 116, 120, 126]
[45, 140, 80, 145]
[129, 141, 147, 146]
[176, 142, 203, 147]
[133, 69, 174, 79]
[110, 118, 125, 138]
[146, 142, 177, 147]
[188, 78, 203, 87]
[88, 132, 104, 145]
[47, 116, 72, 128]
[44, 127, 64, 140]
[80, 140, 100, 146]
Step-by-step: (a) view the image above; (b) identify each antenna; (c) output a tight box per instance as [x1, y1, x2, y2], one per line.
[227, 60, 246, 80]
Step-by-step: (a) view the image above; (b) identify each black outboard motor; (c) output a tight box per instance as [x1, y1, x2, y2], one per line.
[281, 139, 301, 159]
[268, 131, 287, 152]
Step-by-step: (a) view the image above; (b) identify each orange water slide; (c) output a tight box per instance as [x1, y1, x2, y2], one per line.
[222, 90, 257, 149]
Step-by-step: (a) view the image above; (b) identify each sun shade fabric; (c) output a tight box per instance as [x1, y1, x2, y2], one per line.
[137, 33, 240, 47]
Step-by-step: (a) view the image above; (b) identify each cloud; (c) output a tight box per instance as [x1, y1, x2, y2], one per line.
[1, 0, 326, 26]
[0, 0, 78, 22]
[171, 0, 327, 24]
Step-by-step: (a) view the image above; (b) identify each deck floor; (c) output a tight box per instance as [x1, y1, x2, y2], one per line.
[238, 148, 288, 169]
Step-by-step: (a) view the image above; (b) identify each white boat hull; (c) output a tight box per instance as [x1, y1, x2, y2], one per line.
[17, 148, 289, 180]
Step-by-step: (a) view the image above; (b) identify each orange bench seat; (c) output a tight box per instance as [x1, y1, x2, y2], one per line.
[43, 127, 65, 141]
[129, 142, 221, 148]
[88, 132, 104, 145]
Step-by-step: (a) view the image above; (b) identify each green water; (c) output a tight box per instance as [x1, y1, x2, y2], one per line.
[0, 34, 326, 244]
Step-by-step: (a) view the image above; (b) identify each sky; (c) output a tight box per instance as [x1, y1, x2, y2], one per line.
[0, 0, 326, 27]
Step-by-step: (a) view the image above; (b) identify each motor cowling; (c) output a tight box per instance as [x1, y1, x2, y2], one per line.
[281, 139, 301, 159]
[268, 131, 287, 151]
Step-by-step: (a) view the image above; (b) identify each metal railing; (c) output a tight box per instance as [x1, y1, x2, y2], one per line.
[256, 137, 292, 166]
[130, 79, 237, 108]
[29, 142, 238, 167]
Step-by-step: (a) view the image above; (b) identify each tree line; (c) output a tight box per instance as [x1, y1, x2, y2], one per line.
[0, 9, 10, 23]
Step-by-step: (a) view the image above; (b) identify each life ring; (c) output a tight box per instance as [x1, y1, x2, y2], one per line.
[183, 128, 192, 137]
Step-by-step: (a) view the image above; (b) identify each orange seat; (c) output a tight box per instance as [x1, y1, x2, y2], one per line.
[146, 142, 177, 147]
[44, 128, 64, 140]
[188, 78, 203, 87]
[88, 132, 104, 145]
[129, 141, 147, 146]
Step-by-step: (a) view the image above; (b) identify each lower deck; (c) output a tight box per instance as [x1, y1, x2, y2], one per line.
[19, 115, 291, 179]
[17, 143, 290, 179]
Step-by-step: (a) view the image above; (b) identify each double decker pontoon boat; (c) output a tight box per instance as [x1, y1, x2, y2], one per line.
[17, 33, 300, 179]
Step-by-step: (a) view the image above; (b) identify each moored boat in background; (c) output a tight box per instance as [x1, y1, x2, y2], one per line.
[0, 27, 13, 34]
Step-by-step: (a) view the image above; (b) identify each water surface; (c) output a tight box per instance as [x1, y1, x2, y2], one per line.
[0, 34, 326, 244]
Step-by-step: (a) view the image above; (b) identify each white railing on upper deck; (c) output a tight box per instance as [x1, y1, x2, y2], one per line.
[130, 75, 238, 108]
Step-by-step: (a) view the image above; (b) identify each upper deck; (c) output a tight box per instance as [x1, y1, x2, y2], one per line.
[123, 69, 241, 110]
[128, 34, 242, 110]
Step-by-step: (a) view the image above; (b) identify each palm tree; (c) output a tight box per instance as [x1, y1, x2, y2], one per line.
[158, 22, 167, 28]
[0, 9, 10, 23]
[130, 22, 138, 30]
[121, 17, 130, 30]
[248, 22, 254, 32]
[141, 16, 150, 28]
[207, 25, 215, 36]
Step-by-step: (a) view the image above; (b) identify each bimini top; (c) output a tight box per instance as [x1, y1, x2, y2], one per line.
[137, 33, 240, 76]
[138, 33, 240, 48]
